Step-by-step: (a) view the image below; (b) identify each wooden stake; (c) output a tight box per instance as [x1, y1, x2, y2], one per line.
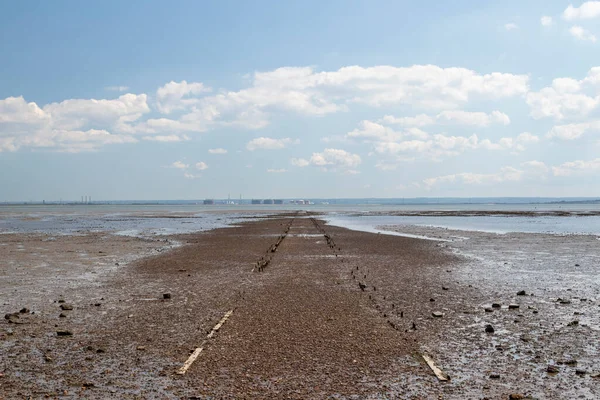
[422, 353, 450, 381]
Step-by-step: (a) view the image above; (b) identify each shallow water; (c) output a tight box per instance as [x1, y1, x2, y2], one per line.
[324, 214, 600, 235]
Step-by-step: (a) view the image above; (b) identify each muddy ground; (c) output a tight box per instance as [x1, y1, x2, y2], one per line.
[1, 213, 599, 399]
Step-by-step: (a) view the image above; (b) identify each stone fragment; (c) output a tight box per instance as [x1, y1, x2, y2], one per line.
[60, 304, 73, 311]
[432, 311, 443, 318]
[547, 365, 559, 373]
[485, 324, 495, 333]
[56, 330, 73, 336]
[517, 290, 527, 296]
[508, 304, 520, 309]
[163, 293, 171, 299]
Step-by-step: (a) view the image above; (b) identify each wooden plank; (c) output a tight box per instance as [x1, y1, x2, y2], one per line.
[176, 309, 234, 375]
[207, 310, 234, 339]
[177, 346, 204, 375]
[422, 353, 450, 381]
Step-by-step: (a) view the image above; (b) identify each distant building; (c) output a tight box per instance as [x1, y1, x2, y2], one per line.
[203, 199, 214, 205]
[274, 199, 283, 204]
[251, 199, 262, 204]
[263, 199, 274, 204]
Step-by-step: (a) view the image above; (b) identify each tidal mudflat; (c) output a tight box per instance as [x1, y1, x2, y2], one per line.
[1, 210, 598, 399]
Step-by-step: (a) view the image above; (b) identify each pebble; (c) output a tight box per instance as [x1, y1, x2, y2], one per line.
[492, 303, 501, 308]
[575, 369, 587, 375]
[489, 373, 500, 379]
[484, 308, 494, 312]
[517, 290, 527, 296]
[163, 293, 172, 299]
[509, 395, 525, 400]
[485, 324, 495, 333]
[442, 286, 449, 290]
[19, 307, 30, 314]
[59, 313, 67, 318]
[60, 304, 74, 311]
[547, 365, 559, 373]
[567, 320, 579, 326]
[56, 330, 73, 336]
[432, 311, 443, 318]
[508, 304, 520, 309]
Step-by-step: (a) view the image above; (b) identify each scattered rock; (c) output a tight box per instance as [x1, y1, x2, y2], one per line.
[442, 286, 449, 290]
[94, 303, 101, 307]
[56, 330, 73, 337]
[492, 303, 501, 308]
[58, 299, 65, 303]
[508, 304, 520, 309]
[489, 373, 500, 379]
[567, 320, 579, 326]
[575, 264, 580, 267]
[533, 310, 539, 314]
[162, 293, 171, 300]
[559, 299, 572, 305]
[517, 290, 527, 296]
[547, 365, 559, 373]
[484, 308, 494, 313]
[485, 324, 495, 333]
[429, 298, 435, 302]
[4, 313, 20, 323]
[136, 346, 146, 351]
[19, 308, 30, 314]
[509, 395, 525, 400]
[60, 304, 73, 311]
[59, 313, 67, 318]
[358, 283, 366, 291]
[575, 369, 587, 375]
[96, 348, 106, 353]
[520, 334, 532, 342]
[432, 311, 444, 318]
[44, 355, 53, 362]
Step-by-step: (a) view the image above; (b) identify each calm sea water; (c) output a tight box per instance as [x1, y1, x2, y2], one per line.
[1, 203, 599, 236]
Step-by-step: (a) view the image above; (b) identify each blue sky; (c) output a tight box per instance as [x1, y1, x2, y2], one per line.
[1, 0, 600, 201]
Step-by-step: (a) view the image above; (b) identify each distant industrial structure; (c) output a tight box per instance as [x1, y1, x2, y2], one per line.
[203, 199, 214, 205]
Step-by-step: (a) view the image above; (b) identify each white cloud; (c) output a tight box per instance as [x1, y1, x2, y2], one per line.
[522, 160, 550, 174]
[246, 137, 298, 151]
[43, 93, 150, 131]
[541, 16, 554, 26]
[208, 148, 228, 154]
[195, 161, 208, 170]
[310, 148, 361, 169]
[547, 121, 600, 139]
[526, 87, 599, 120]
[569, 26, 597, 42]
[0, 64, 530, 152]
[292, 148, 361, 171]
[552, 158, 600, 176]
[267, 168, 287, 173]
[0, 96, 49, 125]
[290, 158, 310, 167]
[156, 80, 211, 114]
[105, 86, 130, 92]
[505, 23, 519, 31]
[381, 114, 435, 127]
[142, 134, 190, 142]
[423, 166, 524, 188]
[382, 110, 510, 127]
[564, 2, 600, 20]
[171, 161, 189, 169]
[436, 110, 510, 126]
